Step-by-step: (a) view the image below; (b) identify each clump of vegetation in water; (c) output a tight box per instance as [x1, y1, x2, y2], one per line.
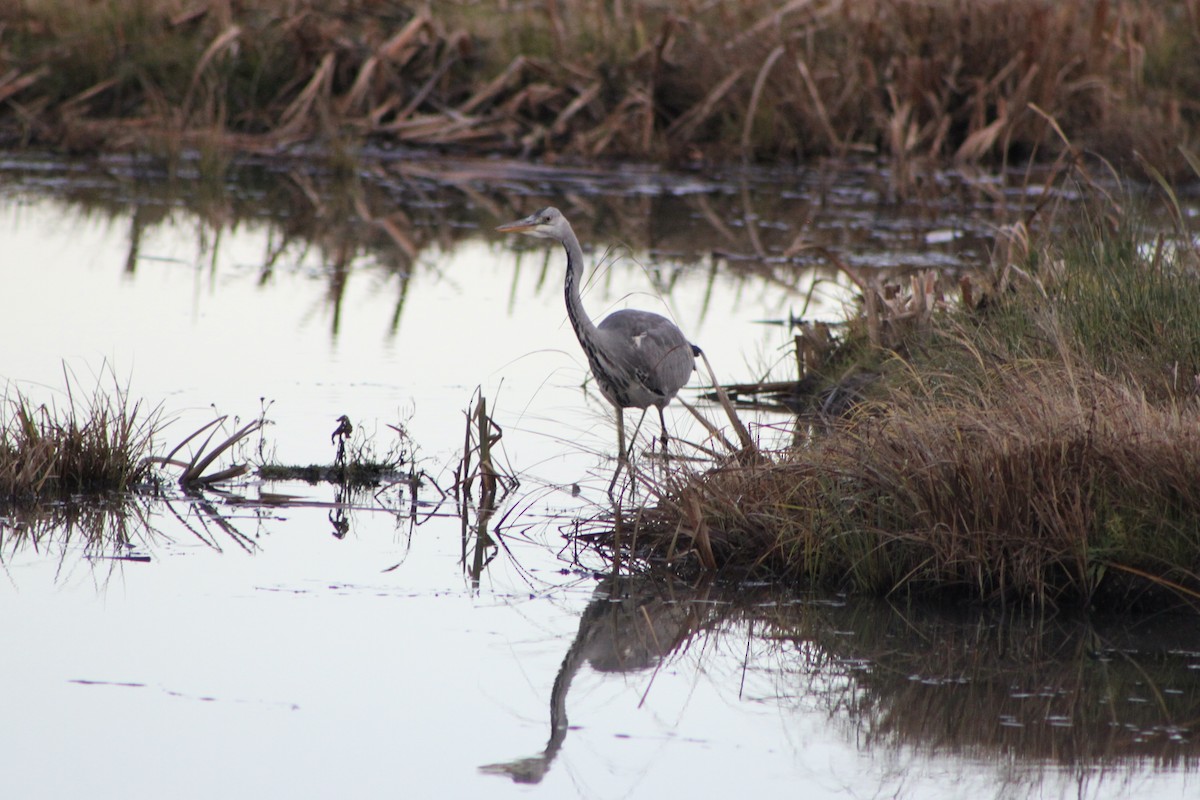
[0, 1, 1197, 174]
[0, 373, 158, 505]
[611, 171, 1200, 611]
[256, 414, 413, 488]
[0, 380, 412, 505]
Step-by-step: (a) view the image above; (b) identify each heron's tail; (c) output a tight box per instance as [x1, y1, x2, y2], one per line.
[690, 344, 702, 357]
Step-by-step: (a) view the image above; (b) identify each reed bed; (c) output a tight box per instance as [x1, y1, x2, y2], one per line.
[0, 1, 1196, 173]
[618, 187, 1200, 610]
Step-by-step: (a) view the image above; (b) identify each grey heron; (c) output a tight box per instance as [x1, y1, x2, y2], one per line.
[496, 206, 698, 464]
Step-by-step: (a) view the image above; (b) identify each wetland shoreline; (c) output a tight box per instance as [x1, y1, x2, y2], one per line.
[2, 2, 1200, 611]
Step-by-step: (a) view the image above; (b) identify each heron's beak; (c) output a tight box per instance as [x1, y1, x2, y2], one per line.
[496, 215, 537, 234]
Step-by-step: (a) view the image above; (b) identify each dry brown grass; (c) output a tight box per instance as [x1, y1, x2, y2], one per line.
[0, 1, 1195, 172]
[756, 370, 1187, 591]
[610, 178, 1200, 610]
[628, 361, 1200, 609]
[0, 371, 158, 504]
[0, 369, 271, 503]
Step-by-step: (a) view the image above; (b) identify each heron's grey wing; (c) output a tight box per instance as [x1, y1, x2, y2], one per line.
[597, 310, 695, 406]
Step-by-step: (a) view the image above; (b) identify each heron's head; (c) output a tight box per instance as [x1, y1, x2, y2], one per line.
[496, 207, 568, 240]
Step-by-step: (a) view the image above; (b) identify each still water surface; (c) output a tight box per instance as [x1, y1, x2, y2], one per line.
[1, 153, 1197, 799]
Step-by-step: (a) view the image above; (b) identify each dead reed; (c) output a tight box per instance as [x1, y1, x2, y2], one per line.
[146, 413, 263, 488]
[0, 1, 1196, 173]
[452, 390, 519, 583]
[617, 179, 1200, 610]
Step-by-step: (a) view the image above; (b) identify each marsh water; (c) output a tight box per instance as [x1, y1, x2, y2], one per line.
[2, 151, 1198, 799]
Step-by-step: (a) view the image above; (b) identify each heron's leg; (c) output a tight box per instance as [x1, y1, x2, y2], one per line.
[608, 410, 627, 499]
[616, 410, 627, 464]
[657, 406, 669, 454]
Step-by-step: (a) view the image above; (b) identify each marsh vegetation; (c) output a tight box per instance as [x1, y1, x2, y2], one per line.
[0, 0, 1196, 174]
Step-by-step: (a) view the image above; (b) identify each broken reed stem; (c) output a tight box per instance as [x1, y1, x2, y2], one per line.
[181, 419, 262, 485]
[457, 388, 514, 509]
[458, 392, 474, 501]
[457, 389, 520, 579]
[142, 415, 261, 488]
[477, 393, 497, 511]
[696, 349, 757, 457]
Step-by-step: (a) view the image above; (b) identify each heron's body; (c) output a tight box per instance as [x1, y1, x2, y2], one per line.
[578, 309, 694, 413]
[496, 207, 696, 460]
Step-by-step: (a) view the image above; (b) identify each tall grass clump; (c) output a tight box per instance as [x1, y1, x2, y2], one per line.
[1051, 217, 1200, 401]
[0, 375, 158, 505]
[620, 186, 1200, 610]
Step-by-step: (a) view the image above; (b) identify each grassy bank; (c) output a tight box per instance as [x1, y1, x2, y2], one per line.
[617, 181, 1200, 610]
[0, 1, 1196, 172]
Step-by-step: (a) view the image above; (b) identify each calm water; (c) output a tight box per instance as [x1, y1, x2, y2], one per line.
[1, 152, 1197, 799]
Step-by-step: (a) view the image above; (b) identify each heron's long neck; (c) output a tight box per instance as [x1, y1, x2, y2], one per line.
[561, 227, 598, 344]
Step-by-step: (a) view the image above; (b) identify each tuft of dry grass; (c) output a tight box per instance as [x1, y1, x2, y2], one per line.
[0, 370, 159, 504]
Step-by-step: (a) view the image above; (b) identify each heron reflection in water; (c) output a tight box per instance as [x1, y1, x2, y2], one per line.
[479, 575, 710, 784]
